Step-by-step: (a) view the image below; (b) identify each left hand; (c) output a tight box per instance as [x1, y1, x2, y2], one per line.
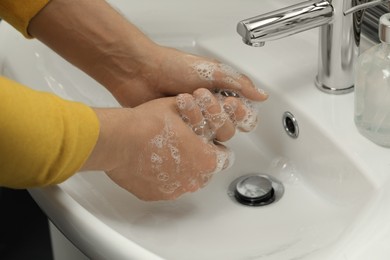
[108, 45, 268, 107]
[28, 0, 267, 108]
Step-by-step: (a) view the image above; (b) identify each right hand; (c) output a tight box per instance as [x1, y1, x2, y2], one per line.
[82, 96, 234, 201]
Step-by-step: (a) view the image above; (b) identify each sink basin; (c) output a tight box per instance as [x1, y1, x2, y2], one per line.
[1, 0, 390, 259]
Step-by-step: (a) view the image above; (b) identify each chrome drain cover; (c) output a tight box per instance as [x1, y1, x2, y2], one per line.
[228, 174, 284, 207]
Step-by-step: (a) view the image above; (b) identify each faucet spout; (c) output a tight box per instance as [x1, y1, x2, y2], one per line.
[237, 0, 386, 94]
[237, 0, 333, 47]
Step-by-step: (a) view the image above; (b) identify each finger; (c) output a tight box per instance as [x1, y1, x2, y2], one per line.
[193, 88, 236, 142]
[176, 93, 213, 140]
[235, 74, 268, 102]
[209, 142, 235, 173]
[206, 62, 268, 102]
[176, 93, 203, 125]
[223, 97, 258, 132]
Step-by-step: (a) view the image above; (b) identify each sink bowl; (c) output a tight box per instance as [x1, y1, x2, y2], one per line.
[1, 0, 390, 259]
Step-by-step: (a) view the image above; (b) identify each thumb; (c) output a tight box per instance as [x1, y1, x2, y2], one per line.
[207, 141, 235, 174]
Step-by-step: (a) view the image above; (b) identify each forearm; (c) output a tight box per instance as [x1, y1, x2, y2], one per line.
[28, 0, 158, 96]
[26, 0, 268, 108]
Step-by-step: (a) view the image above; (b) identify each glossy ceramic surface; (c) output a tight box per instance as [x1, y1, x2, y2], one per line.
[1, 0, 390, 259]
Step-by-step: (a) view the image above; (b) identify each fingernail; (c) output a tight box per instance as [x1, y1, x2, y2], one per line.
[223, 99, 238, 112]
[223, 150, 235, 170]
[223, 104, 234, 114]
[256, 88, 268, 98]
[223, 100, 238, 124]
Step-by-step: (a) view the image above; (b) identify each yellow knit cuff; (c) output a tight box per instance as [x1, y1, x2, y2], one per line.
[0, 0, 50, 38]
[0, 76, 100, 188]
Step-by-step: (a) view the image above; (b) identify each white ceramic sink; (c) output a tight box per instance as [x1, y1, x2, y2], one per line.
[1, 0, 390, 259]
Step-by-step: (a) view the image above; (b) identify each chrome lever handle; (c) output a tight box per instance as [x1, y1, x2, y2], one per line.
[344, 0, 389, 15]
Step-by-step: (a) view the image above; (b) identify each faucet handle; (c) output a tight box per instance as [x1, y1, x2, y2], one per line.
[344, 0, 389, 15]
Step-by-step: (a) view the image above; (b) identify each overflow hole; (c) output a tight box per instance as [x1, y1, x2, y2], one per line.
[283, 112, 299, 138]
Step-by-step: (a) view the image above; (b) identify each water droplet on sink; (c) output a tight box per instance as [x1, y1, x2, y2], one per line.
[268, 157, 300, 185]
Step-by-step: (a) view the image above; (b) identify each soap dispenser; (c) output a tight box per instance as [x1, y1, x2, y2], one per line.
[354, 13, 390, 147]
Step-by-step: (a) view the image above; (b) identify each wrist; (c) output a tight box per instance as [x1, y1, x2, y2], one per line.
[96, 36, 160, 96]
[80, 107, 136, 172]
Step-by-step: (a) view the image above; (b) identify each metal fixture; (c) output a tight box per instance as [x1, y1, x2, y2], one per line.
[228, 174, 284, 207]
[218, 89, 240, 98]
[236, 0, 390, 94]
[283, 112, 299, 139]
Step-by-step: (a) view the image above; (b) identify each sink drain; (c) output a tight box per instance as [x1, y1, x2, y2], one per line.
[228, 174, 284, 207]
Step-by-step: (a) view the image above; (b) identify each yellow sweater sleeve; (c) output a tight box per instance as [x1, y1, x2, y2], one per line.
[0, 76, 100, 188]
[0, 0, 50, 38]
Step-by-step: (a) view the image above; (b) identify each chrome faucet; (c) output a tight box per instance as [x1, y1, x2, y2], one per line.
[237, 0, 389, 94]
